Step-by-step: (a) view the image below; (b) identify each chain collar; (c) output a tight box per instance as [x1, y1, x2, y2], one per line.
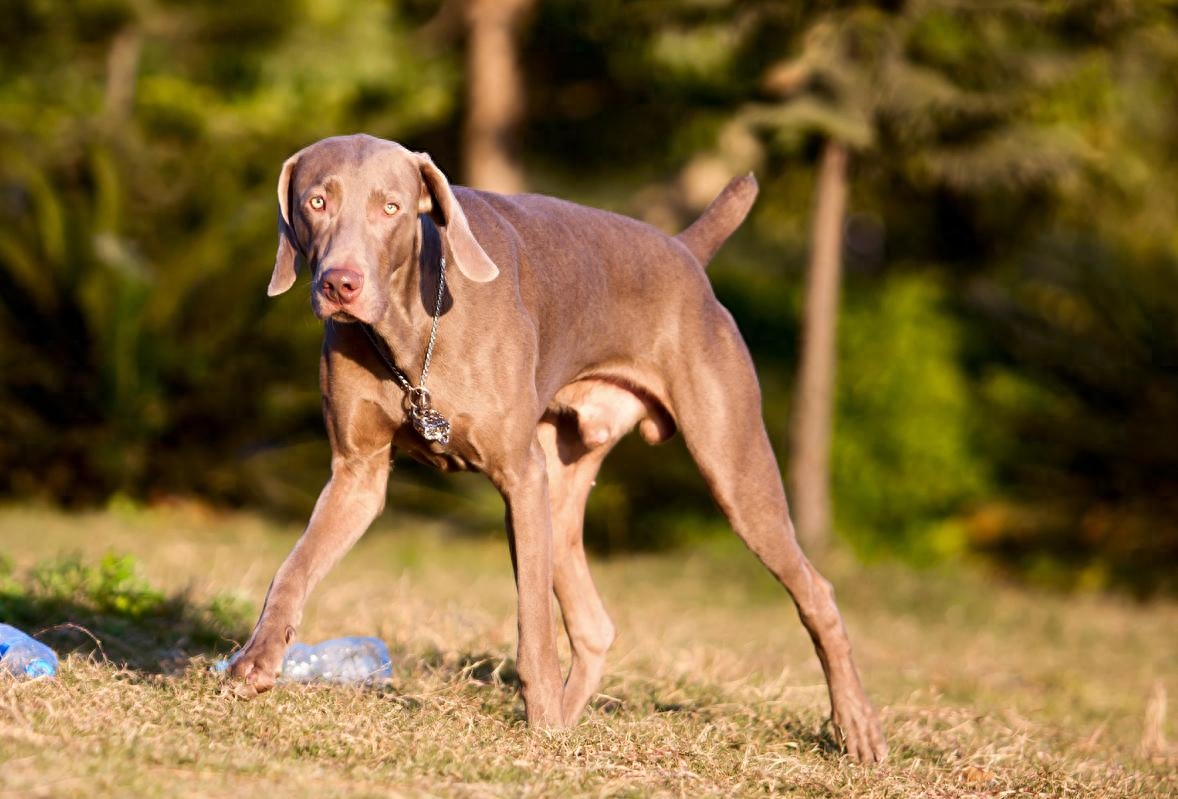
[359, 254, 452, 447]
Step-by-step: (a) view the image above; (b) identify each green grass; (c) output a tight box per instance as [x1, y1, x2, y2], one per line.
[0, 504, 1175, 797]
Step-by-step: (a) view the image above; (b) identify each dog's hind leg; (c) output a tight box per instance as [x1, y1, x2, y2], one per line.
[665, 304, 888, 763]
[538, 382, 649, 724]
[537, 420, 614, 725]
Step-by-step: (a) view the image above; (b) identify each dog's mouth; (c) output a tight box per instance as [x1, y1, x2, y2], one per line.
[312, 291, 387, 326]
[311, 296, 361, 324]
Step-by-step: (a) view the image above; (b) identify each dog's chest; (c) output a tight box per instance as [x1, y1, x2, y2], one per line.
[392, 422, 478, 473]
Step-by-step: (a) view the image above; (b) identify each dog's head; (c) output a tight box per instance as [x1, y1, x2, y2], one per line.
[267, 134, 499, 323]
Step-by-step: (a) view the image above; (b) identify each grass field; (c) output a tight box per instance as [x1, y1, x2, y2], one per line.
[0, 504, 1175, 798]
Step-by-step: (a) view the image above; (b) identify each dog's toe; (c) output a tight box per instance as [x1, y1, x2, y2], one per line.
[224, 639, 284, 698]
[831, 695, 888, 764]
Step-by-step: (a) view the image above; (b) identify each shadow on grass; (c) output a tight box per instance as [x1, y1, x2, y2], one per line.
[0, 553, 250, 674]
[651, 698, 842, 756]
[405, 648, 523, 690]
[401, 654, 843, 753]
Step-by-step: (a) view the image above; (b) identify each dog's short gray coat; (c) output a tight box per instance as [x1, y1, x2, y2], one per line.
[229, 134, 887, 763]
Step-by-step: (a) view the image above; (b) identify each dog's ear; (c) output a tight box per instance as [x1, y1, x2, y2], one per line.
[268, 153, 302, 297]
[416, 153, 500, 283]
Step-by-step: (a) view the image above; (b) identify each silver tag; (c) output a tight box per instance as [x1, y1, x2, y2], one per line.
[411, 406, 451, 447]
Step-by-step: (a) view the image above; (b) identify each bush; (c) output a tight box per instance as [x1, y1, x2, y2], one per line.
[832, 272, 989, 560]
[967, 235, 1178, 594]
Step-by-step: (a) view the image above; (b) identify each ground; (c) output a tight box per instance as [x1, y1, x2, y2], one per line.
[0, 504, 1174, 798]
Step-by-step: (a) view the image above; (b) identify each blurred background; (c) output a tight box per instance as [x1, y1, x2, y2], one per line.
[1, 0, 1176, 595]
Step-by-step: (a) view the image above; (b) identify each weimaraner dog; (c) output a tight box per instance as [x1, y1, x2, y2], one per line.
[228, 133, 887, 762]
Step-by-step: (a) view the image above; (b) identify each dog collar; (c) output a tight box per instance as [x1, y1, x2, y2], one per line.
[360, 254, 451, 448]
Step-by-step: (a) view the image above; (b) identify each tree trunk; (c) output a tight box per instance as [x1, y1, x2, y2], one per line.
[789, 139, 849, 552]
[463, 0, 532, 193]
[103, 27, 142, 123]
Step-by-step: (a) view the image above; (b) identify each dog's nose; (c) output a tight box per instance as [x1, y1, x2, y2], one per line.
[320, 268, 364, 305]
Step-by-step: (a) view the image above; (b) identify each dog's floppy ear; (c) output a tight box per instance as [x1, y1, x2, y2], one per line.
[416, 153, 499, 283]
[268, 153, 302, 297]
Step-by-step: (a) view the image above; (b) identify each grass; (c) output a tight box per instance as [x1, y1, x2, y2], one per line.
[0, 503, 1175, 798]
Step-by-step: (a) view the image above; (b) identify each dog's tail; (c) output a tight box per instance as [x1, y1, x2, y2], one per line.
[675, 174, 759, 267]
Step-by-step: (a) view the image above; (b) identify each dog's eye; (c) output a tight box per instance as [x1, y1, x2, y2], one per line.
[309, 196, 325, 210]
[383, 201, 400, 216]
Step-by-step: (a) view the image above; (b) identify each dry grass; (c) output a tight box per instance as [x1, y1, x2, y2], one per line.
[1, 504, 1175, 798]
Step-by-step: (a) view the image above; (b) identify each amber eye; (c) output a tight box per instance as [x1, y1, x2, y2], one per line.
[383, 201, 399, 216]
[309, 196, 325, 210]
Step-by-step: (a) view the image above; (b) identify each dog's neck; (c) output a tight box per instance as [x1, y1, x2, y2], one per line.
[369, 215, 448, 376]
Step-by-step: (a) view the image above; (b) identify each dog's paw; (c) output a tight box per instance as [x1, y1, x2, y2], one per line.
[224, 628, 290, 698]
[831, 692, 888, 764]
[226, 649, 280, 697]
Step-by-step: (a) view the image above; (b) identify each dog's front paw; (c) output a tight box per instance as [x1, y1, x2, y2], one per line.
[830, 691, 888, 764]
[225, 626, 292, 698]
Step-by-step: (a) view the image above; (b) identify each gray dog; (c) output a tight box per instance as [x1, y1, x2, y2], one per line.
[228, 134, 887, 763]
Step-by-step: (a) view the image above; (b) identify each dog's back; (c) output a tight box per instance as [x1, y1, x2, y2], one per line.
[448, 181, 756, 396]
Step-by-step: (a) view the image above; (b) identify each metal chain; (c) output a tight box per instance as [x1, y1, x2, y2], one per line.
[418, 253, 446, 387]
[360, 323, 411, 391]
[359, 253, 446, 395]
[355, 253, 453, 447]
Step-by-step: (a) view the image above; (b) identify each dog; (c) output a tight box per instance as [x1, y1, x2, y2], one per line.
[228, 134, 887, 762]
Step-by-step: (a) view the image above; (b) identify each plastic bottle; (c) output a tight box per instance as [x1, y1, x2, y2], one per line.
[0, 623, 58, 678]
[215, 636, 392, 684]
[280, 636, 392, 684]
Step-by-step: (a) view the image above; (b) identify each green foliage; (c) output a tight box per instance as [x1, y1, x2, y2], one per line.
[969, 236, 1178, 594]
[33, 553, 165, 619]
[0, 0, 460, 509]
[0, 552, 251, 670]
[2, 0, 1178, 590]
[832, 274, 988, 561]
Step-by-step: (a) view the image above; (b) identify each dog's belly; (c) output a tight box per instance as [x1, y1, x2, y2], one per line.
[395, 378, 674, 474]
[548, 378, 674, 449]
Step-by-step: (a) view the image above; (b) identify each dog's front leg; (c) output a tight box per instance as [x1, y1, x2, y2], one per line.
[494, 440, 565, 727]
[229, 452, 391, 695]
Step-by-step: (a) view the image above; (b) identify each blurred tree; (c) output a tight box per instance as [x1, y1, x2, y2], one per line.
[788, 138, 847, 550]
[0, 0, 459, 508]
[972, 237, 1178, 594]
[726, 0, 1102, 551]
[2, 0, 1177, 592]
[462, 0, 533, 192]
[757, 13, 878, 552]
[511, 0, 1176, 577]
[959, 0, 1178, 592]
